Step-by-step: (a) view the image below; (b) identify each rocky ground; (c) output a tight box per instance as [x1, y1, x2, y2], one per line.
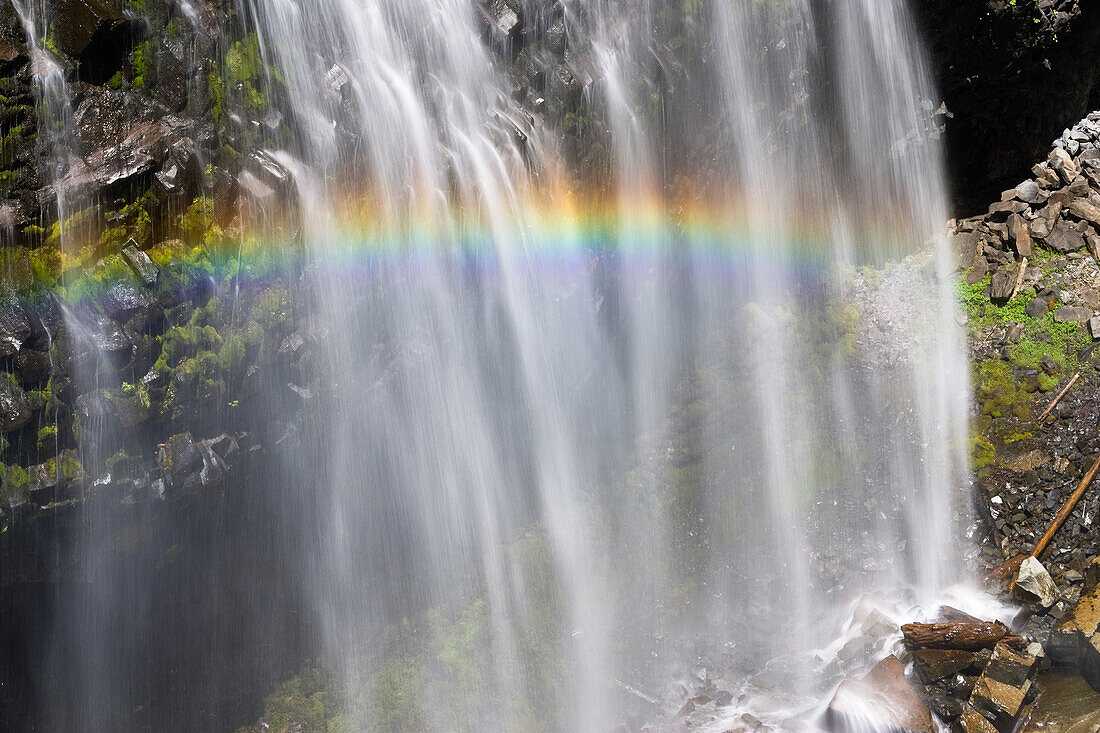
[806, 112, 1100, 733]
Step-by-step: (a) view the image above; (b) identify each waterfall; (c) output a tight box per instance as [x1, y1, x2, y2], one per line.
[234, 0, 969, 728]
[12, 0, 973, 729]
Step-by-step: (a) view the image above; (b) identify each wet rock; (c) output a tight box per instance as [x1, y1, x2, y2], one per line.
[0, 301, 32, 357]
[1015, 557, 1059, 609]
[157, 432, 200, 489]
[67, 311, 132, 368]
[101, 281, 157, 323]
[913, 649, 977, 683]
[967, 641, 1039, 730]
[957, 706, 999, 733]
[196, 438, 228, 488]
[121, 240, 158, 286]
[13, 349, 49, 383]
[48, 0, 127, 58]
[1022, 671, 1100, 733]
[861, 609, 900, 639]
[479, 0, 520, 37]
[0, 377, 34, 433]
[823, 656, 933, 733]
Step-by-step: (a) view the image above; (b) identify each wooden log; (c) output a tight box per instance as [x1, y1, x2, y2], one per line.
[1031, 452, 1100, 559]
[902, 621, 1011, 651]
[1036, 371, 1080, 422]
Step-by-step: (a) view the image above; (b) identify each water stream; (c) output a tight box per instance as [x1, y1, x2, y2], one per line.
[15, 0, 975, 729]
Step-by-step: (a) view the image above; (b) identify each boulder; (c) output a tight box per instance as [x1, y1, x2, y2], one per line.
[0, 300, 32, 357]
[1025, 295, 1053, 319]
[1089, 316, 1100, 340]
[1045, 221, 1087, 253]
[823, 655, 934, 733]
[967, 641, 1039, 730]
[13, 349, 49, 383]
[1008, 213, 1033, 257]
[1014, 557, 1059, 609]
[0, 377, 34, 433]
[957, 707, 999, 733]
[1068, 198, 1100, 228]
[48, 0, 126, 58]
[121, 240, 158, 286]
[156, 432, 201, 494]
[987, 200, 1029, 221]
[1053, 306, 1093, 324]
[1014, 180, 1041, 205]
[100, 281, 159, 324]
[1049, 557, 1100, 691]
[912, 649, 977, 683]
[990, 268, 1016, 302]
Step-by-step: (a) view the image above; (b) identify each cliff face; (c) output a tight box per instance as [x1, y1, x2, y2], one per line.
[912, 0, 1100, 211]
[1, 0, 1099, 730]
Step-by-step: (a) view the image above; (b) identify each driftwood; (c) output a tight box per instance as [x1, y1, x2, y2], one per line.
[990, 554, 1028, 583]
[1031, 452, 1100, 559]
[901, 621, 1013, 651]
[1036, 372, 1081, 422]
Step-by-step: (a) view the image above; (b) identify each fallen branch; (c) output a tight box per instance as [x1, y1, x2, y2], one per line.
[1031, 452, 1100, 559]
[1009, 256, 1029, 301]
[991, 554, 1028, 584]
[1036, 372, 1081, 422]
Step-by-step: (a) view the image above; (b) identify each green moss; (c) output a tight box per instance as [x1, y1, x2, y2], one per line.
[368, 656, 427, 732]
[976, 359, 1032, 423]
[217, 335, 246, 372]
[177, 198, 225, 246]
[36, 425, 57, 452]
[237, 668, 339, 733]
[971, 431, 996, 476]
[122, 381, 152, 410]
[131, 40, 152, 88]
[251, 284, 292, 333]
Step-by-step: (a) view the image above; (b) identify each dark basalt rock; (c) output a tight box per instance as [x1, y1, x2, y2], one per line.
[48, 0, 126, 59]
[1044, 220, 1088, 253]
[0, 377, 34, 433]
[101, 280, 158, 323]
[911, 1, 1100, 211]
[0, 301, 32, 358]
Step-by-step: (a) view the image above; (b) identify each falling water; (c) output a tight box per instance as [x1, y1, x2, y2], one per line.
[228, 0, 972, 728]
[17, 0, 973, 729]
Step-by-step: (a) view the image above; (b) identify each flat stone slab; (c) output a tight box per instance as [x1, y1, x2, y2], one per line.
[967, 641, 1039, 729]
[823, 655, 934, 733]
